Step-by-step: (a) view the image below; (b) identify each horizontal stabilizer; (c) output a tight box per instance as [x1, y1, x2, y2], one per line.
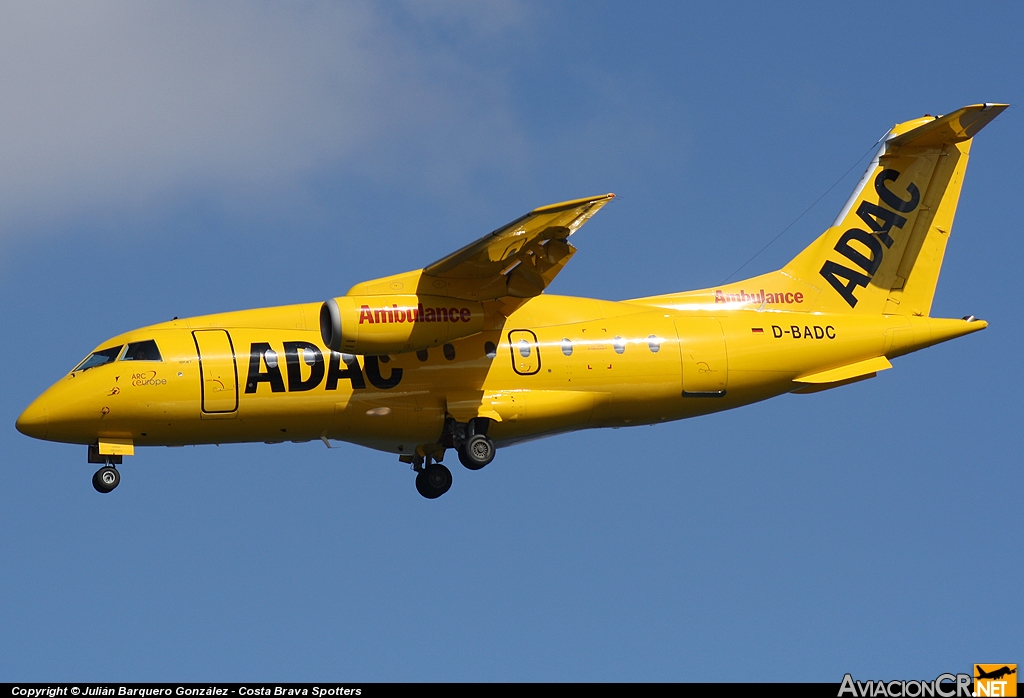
[886, 103, 1007, 148]
[795, 356, 891, 384]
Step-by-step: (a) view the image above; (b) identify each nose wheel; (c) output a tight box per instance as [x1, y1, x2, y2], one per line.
[92, 465, 120, 493]
[88, 445, 122, 493]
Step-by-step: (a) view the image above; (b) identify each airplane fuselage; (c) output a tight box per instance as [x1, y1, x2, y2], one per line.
[18, 293, 979, 456]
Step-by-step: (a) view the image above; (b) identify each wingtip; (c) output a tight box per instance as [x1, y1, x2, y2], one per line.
[532, 193, 616, 214]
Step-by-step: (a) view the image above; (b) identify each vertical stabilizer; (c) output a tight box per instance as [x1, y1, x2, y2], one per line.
[781, 103, 1006, 315]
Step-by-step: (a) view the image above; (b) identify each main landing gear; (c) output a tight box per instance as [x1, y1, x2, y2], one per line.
[413, 457, 452, 499]
[406, 418, 497, 499]
[88, 445, 121, 494]
[458, 433, 495, 470]
[449, 417, 496, 471]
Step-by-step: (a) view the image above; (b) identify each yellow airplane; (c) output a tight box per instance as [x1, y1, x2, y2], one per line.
[16, 103, 1006, 498]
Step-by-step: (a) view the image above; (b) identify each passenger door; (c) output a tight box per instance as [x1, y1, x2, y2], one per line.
[674, 318, 728, 396]
[192, 330, 239, 415]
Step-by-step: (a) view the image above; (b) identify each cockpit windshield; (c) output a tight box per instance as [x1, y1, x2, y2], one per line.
[74, 346, 123, 372]
[121, 339, 162, 362]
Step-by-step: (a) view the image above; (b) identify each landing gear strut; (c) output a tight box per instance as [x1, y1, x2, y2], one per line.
[88, 445, 121, 494]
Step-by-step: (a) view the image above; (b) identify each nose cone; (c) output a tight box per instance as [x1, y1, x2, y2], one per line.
[16, 398, 49, 440]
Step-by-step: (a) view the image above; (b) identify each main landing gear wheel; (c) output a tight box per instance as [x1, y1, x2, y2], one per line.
[415, 463, 452, 499]
[458, 433, 495, 470]
[92, 466, 120, 493]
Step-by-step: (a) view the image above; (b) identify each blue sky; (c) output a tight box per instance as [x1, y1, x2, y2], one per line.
[1, 0, 1020, 682]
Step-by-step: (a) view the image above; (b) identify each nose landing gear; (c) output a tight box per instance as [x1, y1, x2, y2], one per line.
[92, 465, 120, 493]
[88, 445, 121, 494]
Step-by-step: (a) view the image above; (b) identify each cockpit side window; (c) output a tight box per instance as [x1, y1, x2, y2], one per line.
[121, 339, 163, 362]
[74, 346, 123, 372]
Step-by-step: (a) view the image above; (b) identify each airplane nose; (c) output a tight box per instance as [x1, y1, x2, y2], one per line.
[16, 399, 49, 440]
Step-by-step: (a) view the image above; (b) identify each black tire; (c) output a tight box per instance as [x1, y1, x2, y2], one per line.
[92, 466, 120, 493]
[415, 463, 452, 499]
[458, 434, 495, 470]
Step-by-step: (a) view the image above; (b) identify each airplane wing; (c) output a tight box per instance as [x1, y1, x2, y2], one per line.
[347, 193, 615, 303]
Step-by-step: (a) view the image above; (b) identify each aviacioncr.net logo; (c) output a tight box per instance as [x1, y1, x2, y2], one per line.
[838, 673, 972, 697]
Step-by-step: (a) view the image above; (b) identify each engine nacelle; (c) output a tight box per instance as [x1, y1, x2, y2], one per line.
[320, 294, 485, 355]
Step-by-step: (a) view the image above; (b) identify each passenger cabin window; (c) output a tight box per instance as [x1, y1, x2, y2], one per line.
[74, 346, 123, 372]
[121, 339, 163, 362]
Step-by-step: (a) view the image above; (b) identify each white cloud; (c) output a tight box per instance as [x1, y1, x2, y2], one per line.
[0, 1, 530, 244]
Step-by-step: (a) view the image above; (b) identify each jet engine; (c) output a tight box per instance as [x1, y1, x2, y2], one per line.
[320, 294, 485, 355]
